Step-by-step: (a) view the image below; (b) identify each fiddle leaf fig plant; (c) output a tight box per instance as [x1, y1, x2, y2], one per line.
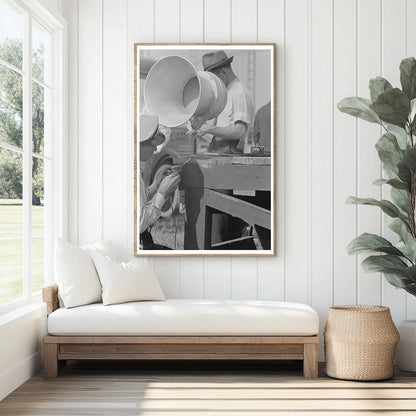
[337, 57, 416, 297]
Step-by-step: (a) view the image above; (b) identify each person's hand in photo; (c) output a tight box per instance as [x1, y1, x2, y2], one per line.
[196, 123, 214, 137]
[153, 164, 171, 187]
[158, 171, 180, 198]
[165, 165, 181, 175]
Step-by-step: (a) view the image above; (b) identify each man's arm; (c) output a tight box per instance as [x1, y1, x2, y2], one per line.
[140, 171, 180, 233]
[139, 192, 166, 233]
[199, 121, 247, 142]
[145, 164, 171, 200]
[146, 181, 158, 200]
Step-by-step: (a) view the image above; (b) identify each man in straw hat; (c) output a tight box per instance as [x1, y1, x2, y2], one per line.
[139, 115, 180, 249]
[192, 51, 255, 244]
[197, 50, 254, 154]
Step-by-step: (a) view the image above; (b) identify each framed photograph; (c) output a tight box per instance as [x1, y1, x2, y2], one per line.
[134, 44, 275, 256]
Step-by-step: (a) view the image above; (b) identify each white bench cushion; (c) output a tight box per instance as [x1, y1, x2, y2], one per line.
[48, 299, 319, 336]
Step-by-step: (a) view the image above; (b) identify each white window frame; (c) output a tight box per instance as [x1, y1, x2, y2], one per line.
[0, 0, 67, 315]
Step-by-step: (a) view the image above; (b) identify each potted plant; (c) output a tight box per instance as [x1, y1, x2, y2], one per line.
[337, 57, 416, 371]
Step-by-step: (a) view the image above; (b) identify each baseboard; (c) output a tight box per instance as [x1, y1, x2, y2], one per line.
[0, 351, 42, 401]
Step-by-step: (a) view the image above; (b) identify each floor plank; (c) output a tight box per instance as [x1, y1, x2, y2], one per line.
[1, 361, 416, 415]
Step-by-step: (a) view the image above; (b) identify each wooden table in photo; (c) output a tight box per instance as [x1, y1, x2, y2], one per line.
[181, 154, 271, 250]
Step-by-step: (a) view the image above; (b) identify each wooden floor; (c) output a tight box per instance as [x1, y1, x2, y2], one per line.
[1, 360, 416, 415]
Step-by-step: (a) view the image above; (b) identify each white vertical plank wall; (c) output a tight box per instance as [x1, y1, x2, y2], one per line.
[203, 0, 231, 42]
[102, 0, 128, 260]
[381, 0, 407, 323]
[310, 0, 333, 345]
[61, 0, 416, 358]
[257, 0, 285, 301]
[333, 0, 357, 306]
[76, 0, 103, 245]
[356, 0, 382, 306]
[61, 0, 77, 245]
[407, 0, 416, 320]
[284, 0, 309, 304]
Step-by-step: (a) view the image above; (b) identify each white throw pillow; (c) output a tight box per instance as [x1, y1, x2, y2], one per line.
[54, 239, 114, 308]
[90, 252, 165, 306]
[81, 240, 115, 259]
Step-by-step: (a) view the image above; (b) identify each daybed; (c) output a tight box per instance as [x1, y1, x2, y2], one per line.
[42, 284, 319, 379]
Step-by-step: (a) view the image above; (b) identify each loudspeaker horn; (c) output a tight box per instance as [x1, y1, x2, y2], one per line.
[144, 55, 227, 128]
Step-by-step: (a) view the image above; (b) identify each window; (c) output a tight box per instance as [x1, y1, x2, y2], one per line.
[0, 0, 66, 312]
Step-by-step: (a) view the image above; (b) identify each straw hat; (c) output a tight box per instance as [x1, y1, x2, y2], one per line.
[139, 114, 165, 145]
[202, 50, 234, 71]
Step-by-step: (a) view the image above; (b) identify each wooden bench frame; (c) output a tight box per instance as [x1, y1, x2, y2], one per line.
[43, 285, 319, 379]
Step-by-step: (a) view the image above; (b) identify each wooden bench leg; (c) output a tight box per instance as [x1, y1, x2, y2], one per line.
[303, 343, 318, 379]
[44, 343, 59, 379]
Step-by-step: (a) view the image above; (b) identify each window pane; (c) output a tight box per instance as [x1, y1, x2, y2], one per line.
[0, 0, 24, 70]
[0, 65, 23, 148]
[32, 20, 51, 85]
[32, 81, 45, 155]
[32, 156, 43, 293]
[0, 147, 23, 305]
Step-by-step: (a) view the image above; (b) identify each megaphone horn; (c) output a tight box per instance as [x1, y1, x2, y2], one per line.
[144, 55, 227, 128]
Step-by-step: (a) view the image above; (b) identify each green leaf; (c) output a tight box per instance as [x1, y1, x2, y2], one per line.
[361, 255, 416, 288]
[391, 187, 409, 213]
[403, 265, 416, 282]
[394, 130, 410, 150]
[397, 240, 416, 264]
[373, 178, 388, 186]
[337, 97, 382, 125]
[374, 177, 409, 191]
[370, 88, 410, 128]
[387, 179, 410, 191]
[369, 77, 393, 102]
[411, 99, 416, 133]
[410, 98, 416, 128]
[389, 217, 410, 241]
[400, 57, 416, 100]
[375, 132, 404, 173]
[403, 146, 416, 172]
[362, 254, 408, 272]
[404, 283, 416, 296]
[398, 161, 412, 185]
[383, 272, 412, 288]
[346, 196, 406, 219]
[347, 233, 403, 256]
[384, 166, 400, 180]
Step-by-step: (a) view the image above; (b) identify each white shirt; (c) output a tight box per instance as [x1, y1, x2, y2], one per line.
[216, 77, 255, 150]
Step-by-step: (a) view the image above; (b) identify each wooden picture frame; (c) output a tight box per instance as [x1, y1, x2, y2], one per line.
[134, 44, 276, 256]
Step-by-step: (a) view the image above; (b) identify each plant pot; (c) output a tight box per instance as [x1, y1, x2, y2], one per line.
[324, 305, 400, 381]
[395, 320, 416, 372]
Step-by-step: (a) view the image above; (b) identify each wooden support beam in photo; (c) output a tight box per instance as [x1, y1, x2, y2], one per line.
[204, 189, 271, 230]
[182, 155, 272, 250]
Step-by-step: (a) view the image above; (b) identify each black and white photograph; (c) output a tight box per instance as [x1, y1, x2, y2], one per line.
[134, 44, 275, 256]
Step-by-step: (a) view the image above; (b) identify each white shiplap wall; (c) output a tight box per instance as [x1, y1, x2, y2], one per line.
[61, 0, 416, 356]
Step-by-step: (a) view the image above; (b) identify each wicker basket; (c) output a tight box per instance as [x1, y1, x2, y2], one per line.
[324, 305, 399, 381]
